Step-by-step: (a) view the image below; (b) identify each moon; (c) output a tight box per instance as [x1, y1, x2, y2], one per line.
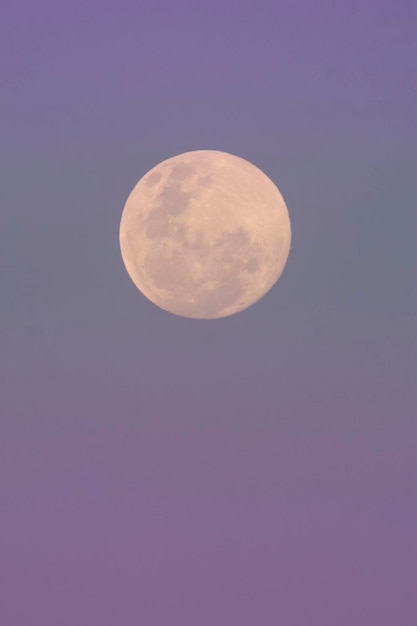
[119, 150, 291, 319]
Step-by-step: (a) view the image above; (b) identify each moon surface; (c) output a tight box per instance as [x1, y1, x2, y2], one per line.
[119, 150, 291, 319]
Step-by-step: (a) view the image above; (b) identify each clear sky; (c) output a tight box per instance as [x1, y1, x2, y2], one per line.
[1, 1, 416, 624]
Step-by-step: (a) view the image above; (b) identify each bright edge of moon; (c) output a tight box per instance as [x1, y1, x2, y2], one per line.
[119, 150, 291, 319]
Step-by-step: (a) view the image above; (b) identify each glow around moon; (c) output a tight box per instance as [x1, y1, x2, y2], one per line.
[119, 150, 291, 319]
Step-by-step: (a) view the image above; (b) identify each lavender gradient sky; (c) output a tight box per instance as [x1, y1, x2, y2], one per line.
[1, 1, 416, 624]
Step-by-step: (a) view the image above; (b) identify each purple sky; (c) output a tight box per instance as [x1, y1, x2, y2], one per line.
[1, 1, 416, 624]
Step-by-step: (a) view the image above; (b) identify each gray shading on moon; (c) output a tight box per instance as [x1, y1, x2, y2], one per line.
[119, 150, 291, 319]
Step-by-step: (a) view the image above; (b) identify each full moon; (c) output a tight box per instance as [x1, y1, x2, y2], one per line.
[119, 150, 291, 319]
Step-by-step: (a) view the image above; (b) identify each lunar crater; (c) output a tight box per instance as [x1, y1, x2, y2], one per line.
[145, 171, 163, 187]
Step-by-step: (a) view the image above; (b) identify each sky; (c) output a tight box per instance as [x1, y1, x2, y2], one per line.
[1, 1, 416, 624]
